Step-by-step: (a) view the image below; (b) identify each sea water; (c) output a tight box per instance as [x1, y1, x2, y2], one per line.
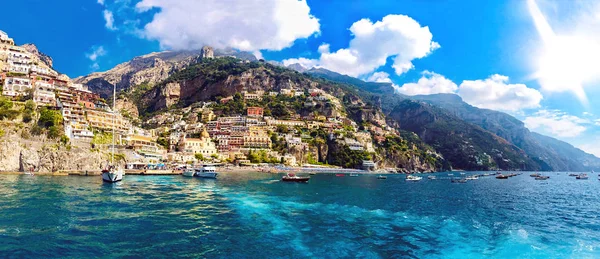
[0, 172, 599, 258]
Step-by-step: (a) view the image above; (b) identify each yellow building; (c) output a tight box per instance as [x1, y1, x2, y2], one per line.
[86, 109, 130, 133]
[182, 129, 217, 156]
[244, 127, 272, 148]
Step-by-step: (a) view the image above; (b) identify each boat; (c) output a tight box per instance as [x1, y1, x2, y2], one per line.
[101, 83, 124, 184]
[496, 174, 509, 179]
[24, 172, 34, 176]
[465, 175, 479, 180]
[460, 172, 466, 175]
[576, 173, 588, 180]
[451, 178, 467, 183]
[195, 166, 218, 178]
[448, 173, 454, 176]
[406, 175, 422, 181]
[530, 173, 541, 177]
[182, 168, 196, 177]
[349, 173, 359, 177]
[535, 175, 550, 180]
[335, 173, 345, 177]
[377, 175, 387, 179]
[569, 173, 579, 177]
[309, 172, 317, 175]
[427, 175, 436, 180]
[281, 173, 310, 182]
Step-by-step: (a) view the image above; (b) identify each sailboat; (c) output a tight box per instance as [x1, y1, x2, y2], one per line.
[101, 83, 124, 183]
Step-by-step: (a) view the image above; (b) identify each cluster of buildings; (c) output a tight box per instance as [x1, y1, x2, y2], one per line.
[0, 30, 384, 168]
[0, 30, 132, 142]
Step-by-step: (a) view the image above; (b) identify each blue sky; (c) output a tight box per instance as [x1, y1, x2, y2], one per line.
[2, 0, 600, 155]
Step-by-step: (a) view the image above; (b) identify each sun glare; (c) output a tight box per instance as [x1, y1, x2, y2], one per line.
[528, 0, 600, 105]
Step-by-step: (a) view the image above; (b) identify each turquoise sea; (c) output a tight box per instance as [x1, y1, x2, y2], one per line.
[0, 172, 599, 258]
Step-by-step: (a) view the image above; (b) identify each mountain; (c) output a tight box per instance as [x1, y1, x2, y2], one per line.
[21, 43, 53, 68]
[74, 48, 257, 98]
[411, 94, 600, 171]
[306, 68, 396, 95]
[387, 99, 541, 171]
[306, 68, 600, 171]
[97, 56, 448, 171]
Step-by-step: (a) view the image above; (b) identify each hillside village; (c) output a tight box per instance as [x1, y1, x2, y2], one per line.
[1, 31, 424, 172]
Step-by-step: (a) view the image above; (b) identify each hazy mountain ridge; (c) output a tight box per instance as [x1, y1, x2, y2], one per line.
[308, 68, 600, 171]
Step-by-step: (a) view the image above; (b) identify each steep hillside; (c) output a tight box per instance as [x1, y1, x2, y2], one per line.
[109, 57, 447, 171]
[411, 94, 600, 171]
[306, 68, 600, 171]
[387, 100, 542, 171]
[74, 48, 257, 98]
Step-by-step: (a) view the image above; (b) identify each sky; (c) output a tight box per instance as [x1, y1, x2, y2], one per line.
[2, 0, 600, 156]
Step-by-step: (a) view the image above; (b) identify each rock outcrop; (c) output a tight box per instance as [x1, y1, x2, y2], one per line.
[22, 43, 53, 68]
[0, 132, 106, 172]
[115, 98, 140, 118]
[75, 49, 257, 98]
[201, 46, 214, 59]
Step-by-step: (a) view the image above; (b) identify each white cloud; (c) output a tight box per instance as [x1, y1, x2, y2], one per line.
[103, 10, 116, 31]
[366, 72, 392, 83]
[317, 43, 330, 54]
[85, 46, 107, 71]
[252, 51, 264, 60]
[457, 74, 543, 112]
[396, 71, 457, 96]
[578, 140, 600, 158]
[97, 0, 104, 5]
[134, 0, 320, 51]
[282, 14, 439, 77]
[282, 57, 319, 69]
[524, 109, 589, 137]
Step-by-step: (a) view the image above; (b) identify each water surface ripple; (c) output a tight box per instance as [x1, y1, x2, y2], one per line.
[0, 172, 599, 258]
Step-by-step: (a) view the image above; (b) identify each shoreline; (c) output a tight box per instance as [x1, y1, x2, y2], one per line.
[0, 169, 589, 176]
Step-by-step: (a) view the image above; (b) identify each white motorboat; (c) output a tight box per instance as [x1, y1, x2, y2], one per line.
[576, 173, 588, 180]
[101, 83, 124, 184]
[182, 169, 196, 177]
[196, 166, 218, 178]
[102, 166, 123, 183]
[406, 175, 422, 181]
[465, 175, 479, 180]
[427, 175, 436, 180]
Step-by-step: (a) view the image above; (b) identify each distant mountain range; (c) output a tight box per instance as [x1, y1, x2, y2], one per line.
[303, 67, 600, 171]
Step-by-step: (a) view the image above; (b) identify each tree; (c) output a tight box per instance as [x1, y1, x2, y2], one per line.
[194, 153, 204, 161]
[38, 107, 62, 128]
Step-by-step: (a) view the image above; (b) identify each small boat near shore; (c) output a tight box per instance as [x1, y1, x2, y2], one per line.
[349, 173, 359, 177]
[569, 173, 578, 177]
[465, 175, 479, 180]
[309, 172, 317, 175]
[281, 173, 310, 182]
[530, 173, 541, 177]
[427, 175, 436, 180]
[195, 166, 218, 179]
[535, 175, 549, 180]
[451, 178, 467, 183]
[406, 175, 422, 181]
[496, 174, 509, 179]
[182, 169, 195, 177]
[377, 175, 387, 179]
[335, 173, 345, 177]
[576, 173, 588, 180]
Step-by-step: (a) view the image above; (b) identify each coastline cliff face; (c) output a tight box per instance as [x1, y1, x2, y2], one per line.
[0, 131, 106, 172]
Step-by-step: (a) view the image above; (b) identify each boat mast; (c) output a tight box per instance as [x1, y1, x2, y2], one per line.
[112, 84, 116, 165]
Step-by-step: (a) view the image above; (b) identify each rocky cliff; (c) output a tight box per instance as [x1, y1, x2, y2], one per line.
[22, 43, 53, 68]
[0, 131, 106, 172]
[75, 48, 257, 98]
